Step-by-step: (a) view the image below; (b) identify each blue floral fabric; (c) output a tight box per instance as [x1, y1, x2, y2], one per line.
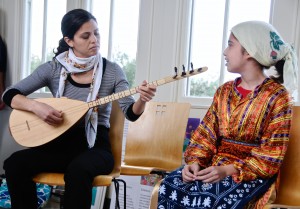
[0, 178, 51, 208]
[158, 167, 276, 209]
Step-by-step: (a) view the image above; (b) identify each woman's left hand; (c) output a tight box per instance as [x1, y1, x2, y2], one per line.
[137, 80, 156, 102]
[132, 80, 157, 115]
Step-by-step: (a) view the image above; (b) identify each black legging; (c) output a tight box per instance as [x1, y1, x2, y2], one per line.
[3, 125, 114, 209]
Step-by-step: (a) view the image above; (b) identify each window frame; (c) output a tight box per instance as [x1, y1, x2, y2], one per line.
[22, 0, 140, 97]
[6, 0, 300, 104]
[22, 0, 67, 97]
[177, 0, 275, 108]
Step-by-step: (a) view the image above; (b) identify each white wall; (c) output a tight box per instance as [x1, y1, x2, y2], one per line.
[0, 0, 26, 175]
[0, 0, 300, 174]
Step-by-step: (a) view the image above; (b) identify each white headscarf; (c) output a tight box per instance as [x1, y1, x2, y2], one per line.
[231, 21, 298, 96]
[56, 48, 103, 148]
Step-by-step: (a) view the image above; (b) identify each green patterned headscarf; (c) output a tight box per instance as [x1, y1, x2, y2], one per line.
[231, 21, 298, 96]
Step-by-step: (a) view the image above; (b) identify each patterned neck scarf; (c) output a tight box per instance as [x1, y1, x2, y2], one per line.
[231, 21, 298, 96]
[56, 48, 103, 148]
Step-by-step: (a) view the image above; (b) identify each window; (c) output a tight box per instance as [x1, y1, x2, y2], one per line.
[25, 0, 67, 93]
[186, 0, 272, 99]
[91, 0, 140, 88]
[24, 0, 139, 94]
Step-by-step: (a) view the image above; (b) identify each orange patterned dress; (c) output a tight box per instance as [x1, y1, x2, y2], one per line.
[185, 77, 292, 182]
[158, 77, 292, 209]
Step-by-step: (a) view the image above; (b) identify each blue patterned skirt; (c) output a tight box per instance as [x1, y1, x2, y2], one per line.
[157, 167, 276, 209]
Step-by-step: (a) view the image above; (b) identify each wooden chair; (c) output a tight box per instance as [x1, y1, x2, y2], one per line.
[263, 105, 300, 209]
[33, 100, 125, 208]
[121, 101, 191, 177]
[118, 102, 190, 208]
[149, 179, 163, 209]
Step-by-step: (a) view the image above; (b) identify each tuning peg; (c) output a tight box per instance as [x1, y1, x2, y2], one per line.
[173, 67, 178, 79]
[181, 65, 187, 76]
[189, 62, 194, 74]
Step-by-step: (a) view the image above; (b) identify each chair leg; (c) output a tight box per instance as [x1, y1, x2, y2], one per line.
[59, 195, 64, 209]
[113, 179, 120, 209]
[150, 179, 163, 209]
[51, 186, 65, 209]
[113, 178, 127, 209]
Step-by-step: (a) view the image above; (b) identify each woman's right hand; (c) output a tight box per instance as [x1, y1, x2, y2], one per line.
[182, 162, 201, 183]
[32, 101, 64, 126]
[11, 94, 64, 126]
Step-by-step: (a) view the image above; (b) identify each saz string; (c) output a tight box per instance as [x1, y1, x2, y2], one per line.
[87, 62, 206, 109]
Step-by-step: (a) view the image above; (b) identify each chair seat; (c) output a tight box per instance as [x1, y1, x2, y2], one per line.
[92, 176, 114, 187]
[264, 204, 300, 209]
[93, 169, 121, 186]
[121, 164, 175, 176]
[33, 172, 115, 187]
[33, 173, 66, 186]
[266, 193, 300, 207]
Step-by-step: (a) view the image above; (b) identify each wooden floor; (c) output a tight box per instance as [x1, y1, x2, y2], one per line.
[0, 197, 60, 209]
[43, 196, 60, 209]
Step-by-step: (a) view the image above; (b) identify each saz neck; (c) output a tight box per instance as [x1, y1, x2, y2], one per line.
[87, 66, 208, 108]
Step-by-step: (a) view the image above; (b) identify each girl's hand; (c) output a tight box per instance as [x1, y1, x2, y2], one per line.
[195, 165, 238, 183]
[182, 162, 201, 183]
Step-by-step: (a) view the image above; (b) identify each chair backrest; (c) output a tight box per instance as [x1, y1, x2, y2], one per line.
[107, 100, 125, 176]
[123, 101, 190, 171]
[272, 106, 300, 205]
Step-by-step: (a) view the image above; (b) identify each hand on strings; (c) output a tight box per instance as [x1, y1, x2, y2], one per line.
[137, 80, 156, 102]
[32, 101, 64, 126]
